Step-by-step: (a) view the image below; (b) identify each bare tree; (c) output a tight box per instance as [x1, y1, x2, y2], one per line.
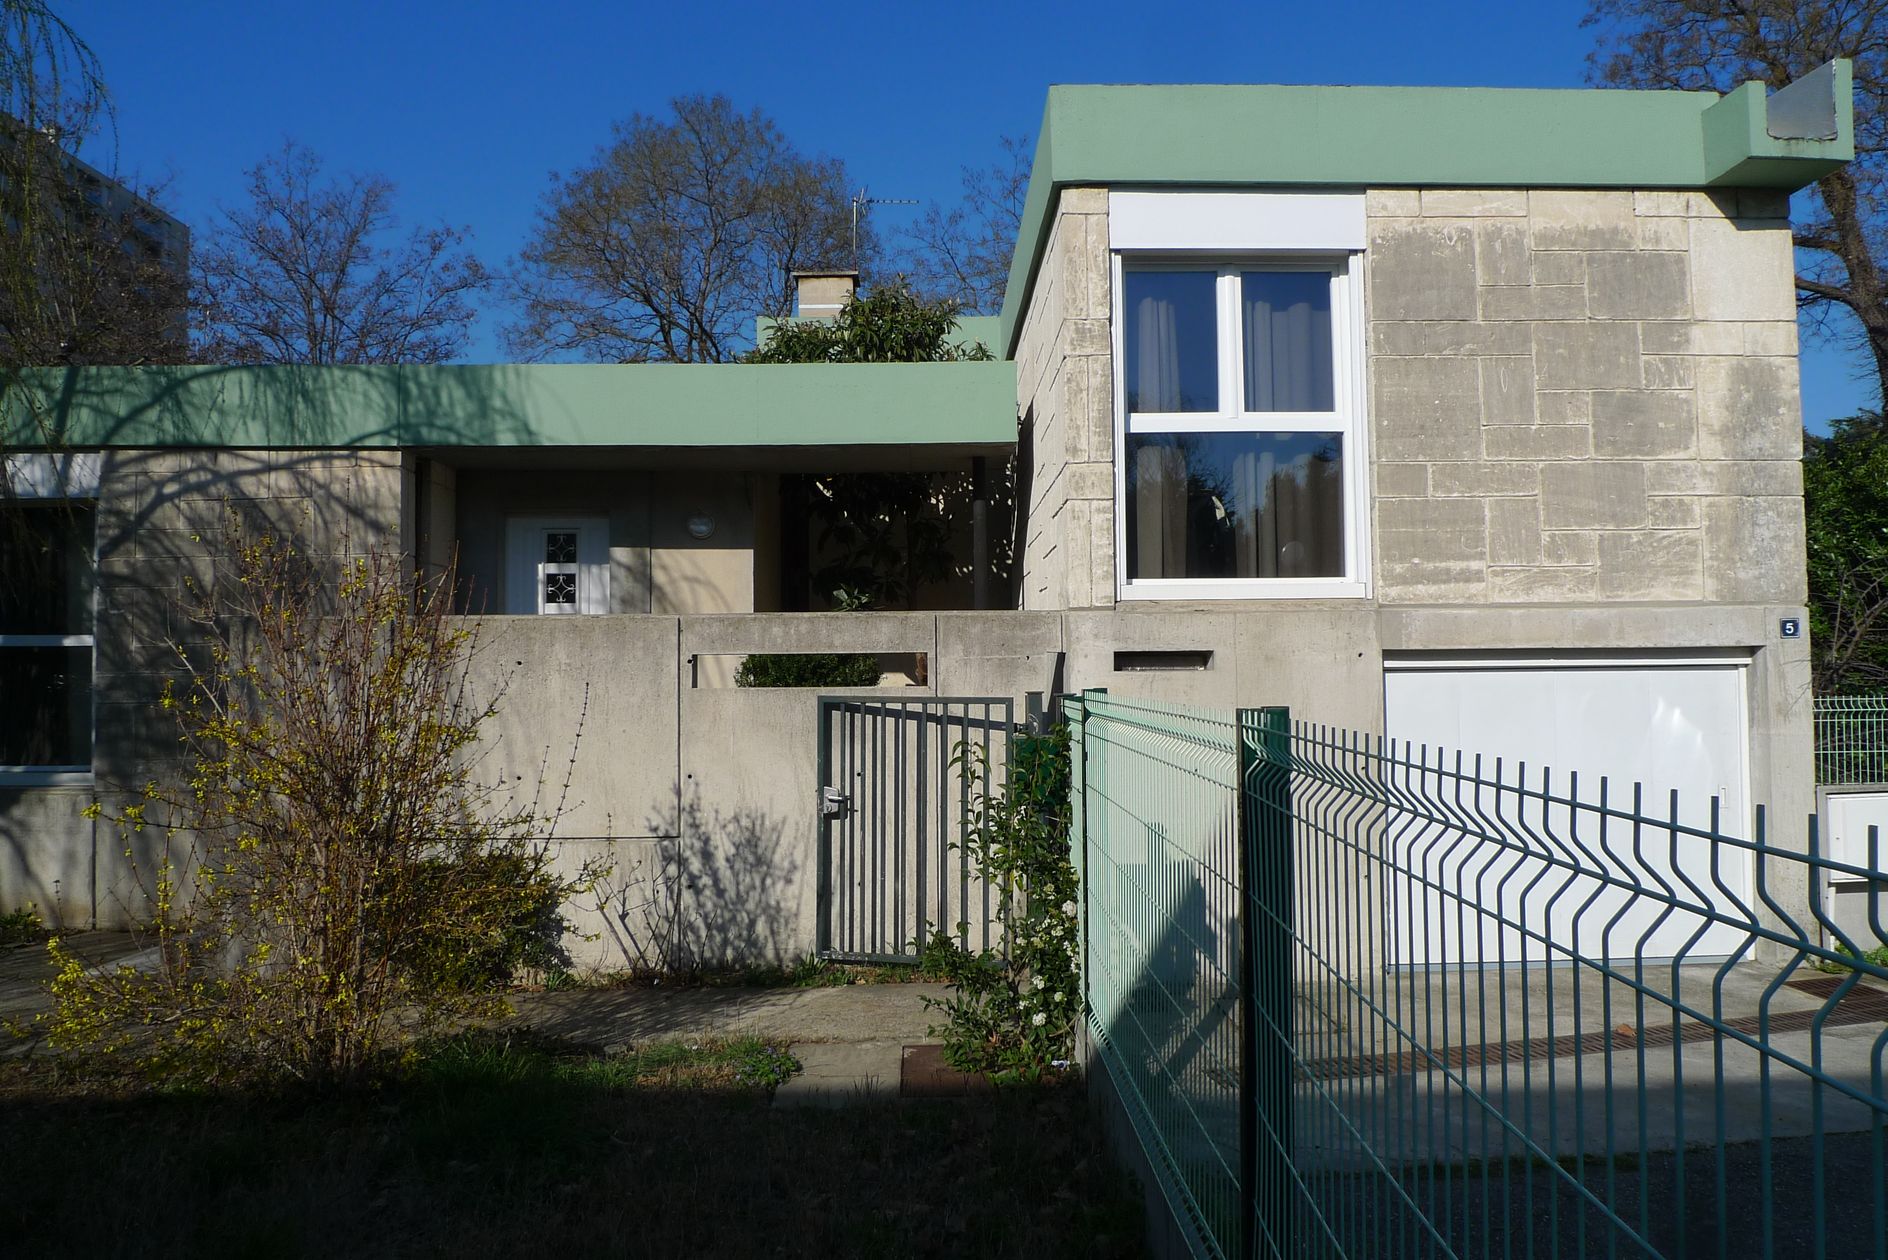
[193, 141, 490, 365]
[1586, 1, 1888, 406]
[0, 0, 118, 375]
[0, 123, 188, 367]
[895, 135, 1031, 316]
[504, 94, 860, 363]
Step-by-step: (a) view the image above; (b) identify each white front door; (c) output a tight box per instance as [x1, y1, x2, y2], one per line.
[505, 517, 609, 615]
[1383, 656, 1753, 965]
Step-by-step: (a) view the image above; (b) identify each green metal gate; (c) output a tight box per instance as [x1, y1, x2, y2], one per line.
[816, 696, 1012, 963]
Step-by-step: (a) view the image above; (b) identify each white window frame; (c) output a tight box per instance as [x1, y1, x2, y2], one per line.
[504, 516, 610, 615]
[1112, 253, 1371, 602]
[0, 490, 97, 786]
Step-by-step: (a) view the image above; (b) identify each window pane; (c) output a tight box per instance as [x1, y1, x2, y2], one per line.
[0, 646, 92, 766]
[1125, 432, 1345, 581]
[1242, 271, 1334, 412]
[1124, 270, 1218, 413]
[0, 502, 95, 635]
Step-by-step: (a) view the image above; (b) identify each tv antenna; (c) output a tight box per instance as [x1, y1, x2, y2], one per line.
[851, 186, 919, 270]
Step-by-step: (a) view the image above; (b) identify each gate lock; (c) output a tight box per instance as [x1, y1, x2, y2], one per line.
[819, 785, 852, 820]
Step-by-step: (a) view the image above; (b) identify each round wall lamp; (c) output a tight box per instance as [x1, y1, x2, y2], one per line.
[685, 512, 717, 540]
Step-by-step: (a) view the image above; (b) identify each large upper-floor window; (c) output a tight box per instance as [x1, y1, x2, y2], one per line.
[0, 499, 96, 778]
[1115, 256, 1367, 600]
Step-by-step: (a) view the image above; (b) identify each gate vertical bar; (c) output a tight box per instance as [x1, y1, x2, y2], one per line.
[1239, 706, 1293, 1260]
[816, 698, 833, 958]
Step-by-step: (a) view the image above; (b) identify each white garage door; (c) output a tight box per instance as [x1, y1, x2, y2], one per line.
[1383, 656, 1752, 965]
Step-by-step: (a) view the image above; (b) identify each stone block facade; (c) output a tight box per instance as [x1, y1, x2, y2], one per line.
[1014, 187, 1114, 610]
[1012, 185, 1805, 611]
[30, 450, 407, 927]
[1367, 188, 1805, 605]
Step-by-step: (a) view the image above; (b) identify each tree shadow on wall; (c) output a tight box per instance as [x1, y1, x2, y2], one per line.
[586, 786, 801, 977]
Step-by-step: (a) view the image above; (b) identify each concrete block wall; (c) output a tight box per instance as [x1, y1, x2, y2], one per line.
[1365, 187, 1804, 606]
[1, 449, 406, 929]
[1014, 186, 1115, 611]
[1012, 185, 1806, 612]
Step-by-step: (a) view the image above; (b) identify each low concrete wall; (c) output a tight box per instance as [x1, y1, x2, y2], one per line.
[3, 603, 1824, 971]
[466, 612, 1066, 972]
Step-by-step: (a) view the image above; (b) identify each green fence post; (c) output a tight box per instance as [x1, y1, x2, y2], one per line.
[1239, 706, 1293, 1260]
[1068, 691, 1089, 1036]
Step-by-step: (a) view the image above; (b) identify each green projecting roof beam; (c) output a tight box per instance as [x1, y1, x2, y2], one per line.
[998, 64, 1855, 354]
[3, 361, 1020, 450]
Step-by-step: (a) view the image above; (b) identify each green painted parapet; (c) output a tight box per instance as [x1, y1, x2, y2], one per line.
[999, 64, 1856, 354]
[1, 360, 1019, 451]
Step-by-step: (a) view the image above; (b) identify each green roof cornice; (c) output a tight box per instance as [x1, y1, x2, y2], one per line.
[997, 69, 1855, 354]
[3, 362, 1019, 451]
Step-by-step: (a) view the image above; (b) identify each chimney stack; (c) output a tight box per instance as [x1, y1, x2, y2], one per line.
[791, 270, 857, 321]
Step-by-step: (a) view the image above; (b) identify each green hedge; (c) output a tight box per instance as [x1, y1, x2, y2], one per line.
[734, 653, 882, 688]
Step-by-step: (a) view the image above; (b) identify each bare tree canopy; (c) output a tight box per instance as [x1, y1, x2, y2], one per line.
[0, 125, 188, 366]
[0, 0, 103, 142]
[895, 135, 1031, 316]
[193, 141, 490, 365]
[0, 0, 144, 371]
[504, 94, 861, 363]
[1587, 1, 1888, 405]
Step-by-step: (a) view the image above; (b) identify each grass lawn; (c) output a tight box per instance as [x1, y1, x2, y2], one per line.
[0, 1033, 1146, 1259]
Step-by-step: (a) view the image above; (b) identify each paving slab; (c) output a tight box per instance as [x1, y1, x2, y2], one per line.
[772, 1041, 904, 1108]
[505, 982, 949, 1050]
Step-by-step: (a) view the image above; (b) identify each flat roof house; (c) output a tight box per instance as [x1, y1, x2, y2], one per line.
[0, 65, 1855, 966]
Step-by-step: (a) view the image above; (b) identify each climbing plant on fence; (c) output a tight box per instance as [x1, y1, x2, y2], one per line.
[924, 724, 1078, 1081]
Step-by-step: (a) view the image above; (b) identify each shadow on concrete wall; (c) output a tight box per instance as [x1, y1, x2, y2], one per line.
[584, 785, 801, 975]
[1, 365, 543, 926]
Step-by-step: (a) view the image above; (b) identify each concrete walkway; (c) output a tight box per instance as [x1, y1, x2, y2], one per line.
[503, 982, 951, 1107]
[504, 981, 948, 1049]
[1, 931, 146, 1049]
[504, 983, 956, 1107]
[5, 935, 954, 1103]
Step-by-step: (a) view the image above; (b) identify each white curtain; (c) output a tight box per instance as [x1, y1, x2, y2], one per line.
[1232, 449, 1276, 578]
[1134, 443, 1187, 578]
[1133, 294, 1182, 413]
[1243, 283, 1333, 412]
[1232, 443, 1345, 579]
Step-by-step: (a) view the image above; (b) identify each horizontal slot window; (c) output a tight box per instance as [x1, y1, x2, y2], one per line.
[1113, 650, 1214, 672]
[689, 653, 927, 690]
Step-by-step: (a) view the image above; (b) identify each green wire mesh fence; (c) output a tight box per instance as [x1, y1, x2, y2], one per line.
[1069, 690, 1888, 1260]
[1816, 696, 1888, 786]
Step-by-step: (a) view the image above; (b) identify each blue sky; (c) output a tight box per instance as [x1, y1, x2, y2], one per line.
[70, 0, 1874, 427]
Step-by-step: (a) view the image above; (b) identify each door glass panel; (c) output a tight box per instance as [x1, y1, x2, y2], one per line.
[1241, 271, 1334, 412]
[1124, 270, 1219, 413]
[1125, 431, 1345, 580]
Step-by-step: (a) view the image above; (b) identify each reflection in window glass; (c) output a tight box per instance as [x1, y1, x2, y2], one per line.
[0, 645, 92, 767]
[0, 503, 95, 635]
[1242, 272, 1334, 412]
[1125, 432, 1345, 581]
[1124, 270, 1218, 413]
